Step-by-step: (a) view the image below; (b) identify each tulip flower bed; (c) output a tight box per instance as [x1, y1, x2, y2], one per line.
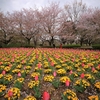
[0, 48, 100, 100]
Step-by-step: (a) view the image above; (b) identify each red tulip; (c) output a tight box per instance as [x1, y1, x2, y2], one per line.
[51, 62, 54, 66]
[80, 73, 84, 79]
[42, 91, 50, 100]
[38, 63, 41, 68]
[0, 62, 2, 65]
[95, 55, 98, 59]
[99, 64, 100, 69]
[2, 70, 6, 75]
[8, 90, 13, 97]
[36, 55, 38, 59]
[35, 76, 38, 81]
[48, 58, 51, 62]
[18, 72, 21, 77]
[22, 60, 25, 64]
[65, 80, 70, 87]
[53, 71, 57, 77]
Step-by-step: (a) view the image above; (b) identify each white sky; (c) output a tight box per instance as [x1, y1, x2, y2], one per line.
[0, 0, 100, 13]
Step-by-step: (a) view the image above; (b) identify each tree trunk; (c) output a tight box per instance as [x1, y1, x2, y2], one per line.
[80, 38, 84, 46]
[27, 38, 31, 45]
[49, 41, 52, 46]
[33, 40, 37, 48]
[51, 36, 54, 46]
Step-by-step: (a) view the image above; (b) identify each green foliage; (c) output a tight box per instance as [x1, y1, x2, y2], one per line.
[42, 46, 54, 48]
[33, 86, 41, 99]
[1, 43, 34, 48]
[0, 92, 4, 96]
[95, 71, 100, 79]
[21, 72, 26, 78]
[69, 74, 74, 82]
[92, 44, 100, 50]
[14, 81, 23, 89]
[74, 80, 85, 93]
[62, 44, 81, 48]
[74, 85, 85, 93]
[62, 94, 69, 100]
[0, 77, 9, 85]
[0, 42, 82, 48]
[52, 79, 60, 88]
[2, 43, 21, 48]
[42, 44, 81, 48]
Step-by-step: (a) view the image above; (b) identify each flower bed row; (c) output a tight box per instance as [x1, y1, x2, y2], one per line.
[0, 48, 100, 100]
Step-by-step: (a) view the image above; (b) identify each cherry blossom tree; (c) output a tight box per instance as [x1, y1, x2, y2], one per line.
[59, 18, 76, 45]
[0, 12, 15, 46]
[11, 10, 25, 45]
[92, 9, 100, 35]
[77, 8, 99, 46]
[0, 1, 100, 47]
[64, 0, 87, 23]
[39, 2, 62, 47]
[22, 8, 41, 47]
[57, 0, 87, 45]
[12, 8, 41, 47]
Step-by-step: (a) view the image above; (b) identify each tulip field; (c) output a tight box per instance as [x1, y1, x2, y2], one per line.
[0, 48, 100, 100]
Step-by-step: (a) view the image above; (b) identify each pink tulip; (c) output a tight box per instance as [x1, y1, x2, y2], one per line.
[42, 91, 50, 100]
[18, 72, 21, 77]
[80, 73, 84, 79]
[92, 67, 95, 71]
[53, 71, 57, 77]
[8, 90, 13, 97]
[56, 56, 59, 59]
[11, 58, 14, 62]
[9, 64, 12, 67]
[27, 53, 30, 56]
[69, 70, 73, 74]
[35, 76, 38, 81]
[63, 59, 66, 62]
[82, 63, 85, 67]
[65, 80, 70, 87]
[2, 70, 6, 75]
[72, 59, 75, 62]
[22, 60, 25, 63]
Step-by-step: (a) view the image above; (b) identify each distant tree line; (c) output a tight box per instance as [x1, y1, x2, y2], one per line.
[0, 0, 100, 47]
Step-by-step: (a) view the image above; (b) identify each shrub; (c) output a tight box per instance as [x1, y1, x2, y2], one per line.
[92, 44, 100, 50]
[62, 44, 81, 48]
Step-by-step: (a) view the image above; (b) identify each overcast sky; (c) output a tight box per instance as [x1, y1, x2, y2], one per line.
[0, 0, 100, 13]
